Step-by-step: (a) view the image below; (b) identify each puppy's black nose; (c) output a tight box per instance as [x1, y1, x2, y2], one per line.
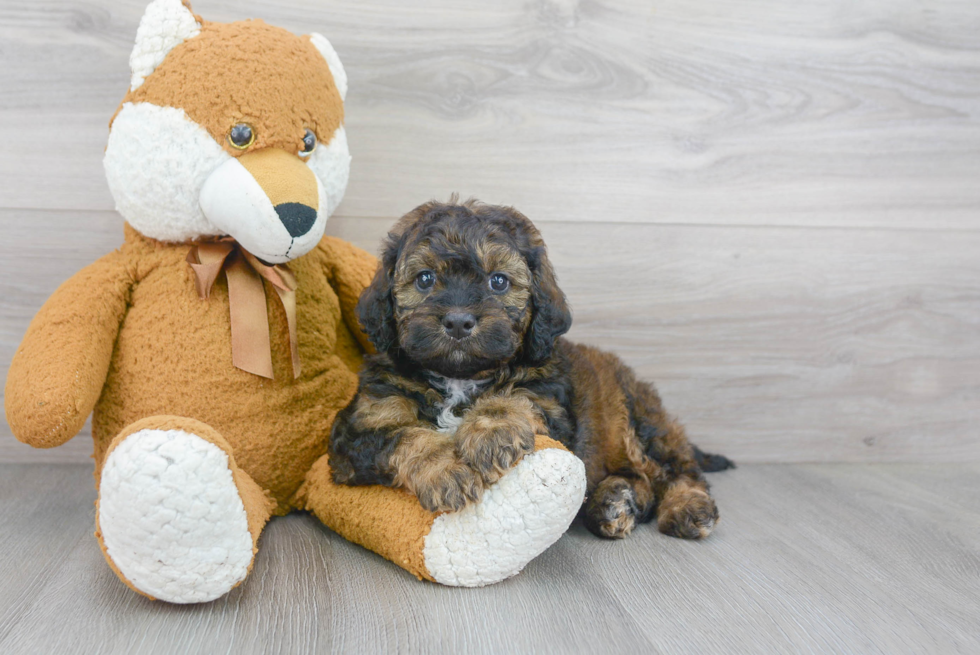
[442, 312, 477, 339]
[275, 203, 318, 237]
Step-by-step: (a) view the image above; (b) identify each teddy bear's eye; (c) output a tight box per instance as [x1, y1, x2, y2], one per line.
[299, 129, 317, 157]
[228, 123, 254, 150]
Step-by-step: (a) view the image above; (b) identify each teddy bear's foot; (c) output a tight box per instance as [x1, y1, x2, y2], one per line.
[303, 435, 587, 587]
[96, 417, 273, 603]
[422, 441, 587, 586]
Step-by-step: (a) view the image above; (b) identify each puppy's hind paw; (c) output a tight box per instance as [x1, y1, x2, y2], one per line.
[583, 477, 640, 539]
[657, 488, 719, 539]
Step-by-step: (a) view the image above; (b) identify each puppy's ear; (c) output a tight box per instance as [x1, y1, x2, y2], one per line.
[357, 240, 399, 353]
[483, 205, 572, 365]
[358, 202, 436, 353]
[523, 245, 572, 365]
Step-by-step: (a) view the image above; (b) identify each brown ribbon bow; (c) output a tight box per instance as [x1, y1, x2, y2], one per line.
[186, 240, 300, 380]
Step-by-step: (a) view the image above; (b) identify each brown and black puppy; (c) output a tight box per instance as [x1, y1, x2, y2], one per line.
[329, 200, 734, 539]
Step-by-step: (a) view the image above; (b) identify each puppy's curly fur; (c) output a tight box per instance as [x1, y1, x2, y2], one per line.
[329, 200, 734, 539]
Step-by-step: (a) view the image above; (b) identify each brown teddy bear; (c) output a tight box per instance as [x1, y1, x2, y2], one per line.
[4, 0, 586, 603]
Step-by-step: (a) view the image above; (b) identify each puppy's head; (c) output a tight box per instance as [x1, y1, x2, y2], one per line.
[358, 199, 572, 378]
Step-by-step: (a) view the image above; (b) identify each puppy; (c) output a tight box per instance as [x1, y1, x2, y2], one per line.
[329, 200, 734, 539]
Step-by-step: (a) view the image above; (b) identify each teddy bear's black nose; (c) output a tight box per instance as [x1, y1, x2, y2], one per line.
[275, 203, 317, 237]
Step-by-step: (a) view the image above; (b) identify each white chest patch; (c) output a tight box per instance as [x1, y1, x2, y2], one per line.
[430, 376, 490, 434]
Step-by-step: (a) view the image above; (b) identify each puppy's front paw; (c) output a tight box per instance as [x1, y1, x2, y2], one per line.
[414, 462, 484, 513]
[455, 411, 536, 485]
[657, 488, 719, 539]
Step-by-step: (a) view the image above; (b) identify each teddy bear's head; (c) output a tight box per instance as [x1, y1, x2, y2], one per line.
[104, 0, 350, 264]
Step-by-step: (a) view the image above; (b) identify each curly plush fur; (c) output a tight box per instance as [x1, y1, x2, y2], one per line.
[330, 200, 734, 539]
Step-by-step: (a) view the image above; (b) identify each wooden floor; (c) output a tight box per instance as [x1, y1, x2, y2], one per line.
[2, 462, 977, 655]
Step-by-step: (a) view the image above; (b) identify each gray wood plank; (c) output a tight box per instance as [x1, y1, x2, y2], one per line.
[1, 462, 978, 654]
[3, 210, 978, 464]
[0, 464, 98, 644]
[0, 0, 978, 229]
[578, 464, 980, 653]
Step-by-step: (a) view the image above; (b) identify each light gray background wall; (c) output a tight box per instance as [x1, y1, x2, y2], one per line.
[2, 0, 978, 464]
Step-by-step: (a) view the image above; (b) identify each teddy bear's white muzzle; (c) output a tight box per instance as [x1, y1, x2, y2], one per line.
[199, 151, 328, 264]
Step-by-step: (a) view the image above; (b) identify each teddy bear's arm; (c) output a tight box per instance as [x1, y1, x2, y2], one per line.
[317, 236, 379, 354]
[5, 250, 134, 448]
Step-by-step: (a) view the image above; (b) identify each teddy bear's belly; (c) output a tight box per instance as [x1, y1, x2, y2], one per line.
[91, 266, 362, 511]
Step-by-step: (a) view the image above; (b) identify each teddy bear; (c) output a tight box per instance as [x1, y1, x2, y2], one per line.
[3, 0, 586, 603]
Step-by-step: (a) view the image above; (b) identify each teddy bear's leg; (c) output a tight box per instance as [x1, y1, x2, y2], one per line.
[95, 416, 275, 603]
[299, 435, 587, 587]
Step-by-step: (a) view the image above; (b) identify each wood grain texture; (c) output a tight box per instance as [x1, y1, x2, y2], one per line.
[1, 462, 978, 654]
[0, 0, 979, 228]
[1, 0, 979, 463]
[3, 211, 978, 463]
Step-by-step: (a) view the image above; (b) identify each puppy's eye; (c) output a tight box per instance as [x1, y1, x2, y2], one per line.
[228, 123, 255, 150]
[489, 273, 510, 293]
[299, 128, 317, 157]
[415, 270, 436, 291]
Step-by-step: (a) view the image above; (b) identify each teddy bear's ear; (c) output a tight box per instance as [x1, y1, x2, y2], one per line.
[129, 0, 202, 91]
[307, 33, 348, 101]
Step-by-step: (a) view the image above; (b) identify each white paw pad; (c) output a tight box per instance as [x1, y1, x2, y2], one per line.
[423, 447, 587, 587]
[98, 429, 254, 603]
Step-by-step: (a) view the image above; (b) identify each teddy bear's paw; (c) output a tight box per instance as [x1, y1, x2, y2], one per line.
[97, 428, 255, 603]
[421, 445, 586, 587]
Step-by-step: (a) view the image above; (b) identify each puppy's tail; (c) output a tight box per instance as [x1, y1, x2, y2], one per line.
[693, 445, 736, 472]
